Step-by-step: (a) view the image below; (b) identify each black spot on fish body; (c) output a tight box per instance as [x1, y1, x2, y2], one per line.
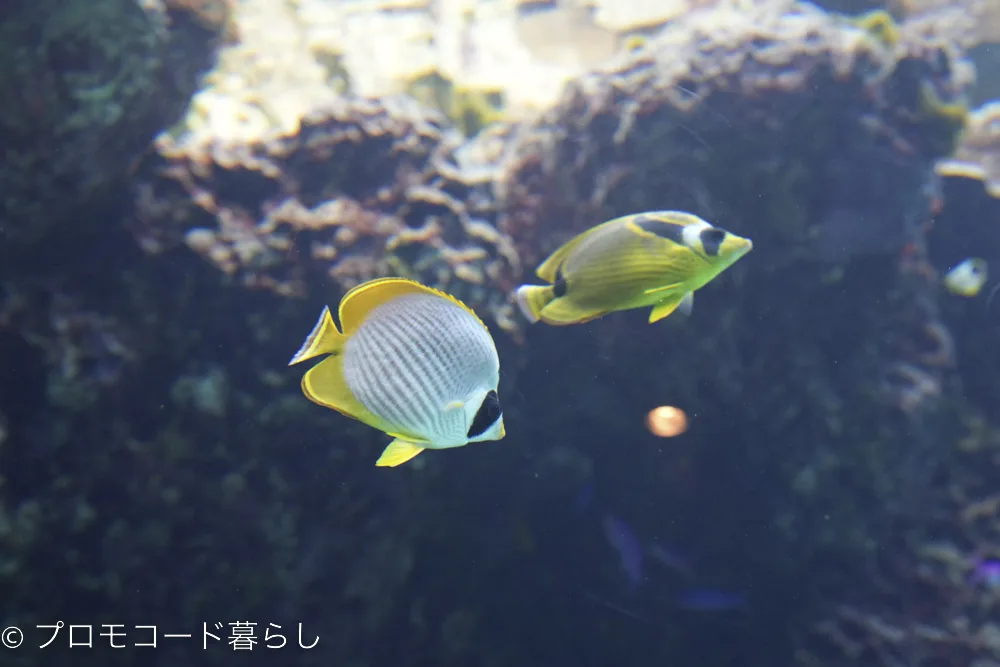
[468, 390, 502, 438]
[633, 216, 687, 245]
[699, 228, 726, 257]
[553, 266, 568, 297]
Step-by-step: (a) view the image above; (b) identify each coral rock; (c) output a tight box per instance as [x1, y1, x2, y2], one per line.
[0, 0, 226, 254]
[495, 1, 970, 269]
[134, 96, 521, 334]
[896, 0, 1000, 47]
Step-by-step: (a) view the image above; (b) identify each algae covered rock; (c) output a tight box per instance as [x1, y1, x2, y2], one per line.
[0, 0, 226, 255]
[496, 3, 970, 269]
[133, 95, 523, 336]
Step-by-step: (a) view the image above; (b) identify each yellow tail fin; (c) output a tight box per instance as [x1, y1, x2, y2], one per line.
[288, 306, 343, 365]
[515, 284, 556, 324]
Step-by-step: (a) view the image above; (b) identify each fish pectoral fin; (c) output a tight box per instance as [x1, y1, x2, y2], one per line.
[376, 438, 426, 467]
[443, 400, 465, 412]
[648, 293, 690, 323]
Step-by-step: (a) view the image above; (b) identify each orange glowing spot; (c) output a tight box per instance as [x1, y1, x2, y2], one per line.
[646, 406, 688, 438]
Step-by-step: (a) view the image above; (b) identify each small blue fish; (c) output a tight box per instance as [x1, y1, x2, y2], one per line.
[675, 589, 748, 611]
[602, 514, 644, 591]
[970, 558, 1000, 588]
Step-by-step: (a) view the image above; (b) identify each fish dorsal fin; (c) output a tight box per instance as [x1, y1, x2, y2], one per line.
[338, 277, 488, 335]
[624, 211, 704, 245]
[536, 219, 618, 283]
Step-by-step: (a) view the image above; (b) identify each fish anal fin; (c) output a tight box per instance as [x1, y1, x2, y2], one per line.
[339, 277, 489, 335]
[301, 353, 385, 427]
[539, 297, 608, 326]
[289, 306, 343, 365]
[648, 294, 689, 323]
[376, 438, 426, 467]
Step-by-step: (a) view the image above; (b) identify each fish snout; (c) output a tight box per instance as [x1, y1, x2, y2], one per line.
[732, 236, 753, 259]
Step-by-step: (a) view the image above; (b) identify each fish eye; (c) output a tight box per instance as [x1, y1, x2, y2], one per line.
[467, 390, 501, 438]
[699, 228, 727, 256]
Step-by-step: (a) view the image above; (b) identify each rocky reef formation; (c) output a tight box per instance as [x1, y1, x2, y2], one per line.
[495, 4, 968, 267]
[802, 96, 1000, 667]
[0, 0, 228, 254]
[2, 0, 998, 666]
[894, 0, 1000, 47]
[802, 411, 1000, 667]
[134, 97, 523, 336]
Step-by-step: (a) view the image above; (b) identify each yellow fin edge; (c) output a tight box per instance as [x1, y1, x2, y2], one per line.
[339, 277, 490, 336]
[648, 292, 692, 323]
[289, 306, 341, 366]
[376, 438, 426, 467]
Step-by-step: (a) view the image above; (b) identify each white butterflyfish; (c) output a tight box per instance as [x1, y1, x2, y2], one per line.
[288, 277, 505, 467]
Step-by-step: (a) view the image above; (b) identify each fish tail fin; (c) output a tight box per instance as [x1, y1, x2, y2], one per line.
[515, 284, 555, 324]
[289, 306, 343, 365]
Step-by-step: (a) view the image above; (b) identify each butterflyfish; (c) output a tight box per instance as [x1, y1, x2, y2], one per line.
[288, 277, 505, 467]
[515, 211, 753, 326]
[943, 258, 987, 297]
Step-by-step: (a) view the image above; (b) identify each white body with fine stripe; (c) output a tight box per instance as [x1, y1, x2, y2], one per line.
[342, 293, 500, 449]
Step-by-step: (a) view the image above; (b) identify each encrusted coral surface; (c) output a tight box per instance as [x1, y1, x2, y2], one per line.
[800, 408, 1000, 667]
[896, 0, 1000, 47]
[134, 96, 522, 335]
[185, 0, 729, 132]
[496, 2, 970, 268]
[135, 1, 969, 337]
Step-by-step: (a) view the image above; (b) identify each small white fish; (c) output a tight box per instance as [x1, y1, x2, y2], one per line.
[288, 278, 505, 467]
[943, 258, 987, 297]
